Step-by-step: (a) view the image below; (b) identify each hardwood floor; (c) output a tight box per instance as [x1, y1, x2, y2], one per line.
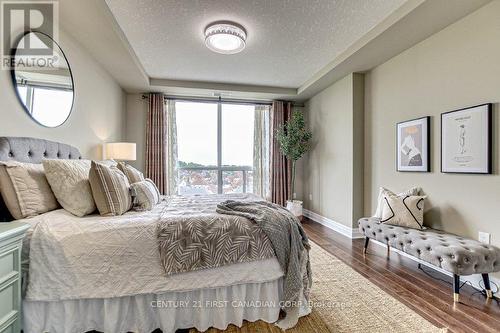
[301, 218, 500, 333]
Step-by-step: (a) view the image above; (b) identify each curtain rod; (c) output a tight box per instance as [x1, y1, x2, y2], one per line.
[141, 94, 304, 107]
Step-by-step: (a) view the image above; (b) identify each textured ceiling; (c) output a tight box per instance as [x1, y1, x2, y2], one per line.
[105, 0, 406, 88]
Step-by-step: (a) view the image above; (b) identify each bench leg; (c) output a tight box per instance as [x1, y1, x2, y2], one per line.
[453, 274, 460, 303]
[363, 237, 370, 255]
[482, 273, 493, 298]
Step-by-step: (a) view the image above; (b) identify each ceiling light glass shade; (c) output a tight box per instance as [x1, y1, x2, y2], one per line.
[205, 23, 246, 54]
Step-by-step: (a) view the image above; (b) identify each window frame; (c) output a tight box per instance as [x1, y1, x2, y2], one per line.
[16, 83, 73, 115]
[175, 99, 266, 194]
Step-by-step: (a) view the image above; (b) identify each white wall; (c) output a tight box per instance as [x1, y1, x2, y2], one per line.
[364, 0, 500, 276]
[302, 73, 364, 228]
[0, 28, 125, 159]
[125, 94, 148, 171]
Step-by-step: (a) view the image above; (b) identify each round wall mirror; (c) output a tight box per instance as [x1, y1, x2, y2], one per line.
[11, 31, 74, 128]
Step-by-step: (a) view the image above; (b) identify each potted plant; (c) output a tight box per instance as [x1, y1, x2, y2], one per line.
[276, 109, 312, 220]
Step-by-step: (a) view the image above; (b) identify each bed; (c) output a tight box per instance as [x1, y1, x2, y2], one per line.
[0, 137, 309, 333]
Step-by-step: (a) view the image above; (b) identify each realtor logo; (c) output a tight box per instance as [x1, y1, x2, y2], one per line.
[1, 0, 58, 69]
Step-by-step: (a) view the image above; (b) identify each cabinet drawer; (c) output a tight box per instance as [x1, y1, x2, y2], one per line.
[0, 248, 19, 284]
[0, 280, 18, 326]
[1, 323, 13, 333]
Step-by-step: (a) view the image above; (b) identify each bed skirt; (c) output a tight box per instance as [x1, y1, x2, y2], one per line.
[23, 279, 283, 333]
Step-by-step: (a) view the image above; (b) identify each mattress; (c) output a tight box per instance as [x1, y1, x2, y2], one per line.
[20, 193, 283, 301]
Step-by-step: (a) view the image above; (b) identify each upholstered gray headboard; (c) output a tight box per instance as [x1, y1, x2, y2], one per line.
[0, 137, 82, 221]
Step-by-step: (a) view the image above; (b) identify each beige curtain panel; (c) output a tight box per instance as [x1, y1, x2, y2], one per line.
[270, 101, 293, 206]
[145, 94, 178, 195]
[145, 93, 168, 194]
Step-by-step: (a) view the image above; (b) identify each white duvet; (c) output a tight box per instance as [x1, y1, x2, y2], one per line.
[21, 194, 283, 301]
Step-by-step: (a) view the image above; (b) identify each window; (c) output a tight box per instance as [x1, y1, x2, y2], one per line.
[16, 84, 73, 127]
[31, 87, 73, 127]
[176, 101, 218, 195]
[17, 86, 28, 105]
[176, 101, 218, 167]
[221, 104, 254, 167]
[176, 100, 265, 195]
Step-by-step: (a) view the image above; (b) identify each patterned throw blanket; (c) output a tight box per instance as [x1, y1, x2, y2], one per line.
[156, 206, 276, 275]
[156, 197, 312, 330]
[216, 200, 312, 330]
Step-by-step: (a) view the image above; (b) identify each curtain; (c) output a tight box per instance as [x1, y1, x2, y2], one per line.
[165, 99, 178, 195]
[145, 94, 177, 195]
[253, 105, 271, 199]
[145, 93, 166, 194]
[270, 101, 293, 206]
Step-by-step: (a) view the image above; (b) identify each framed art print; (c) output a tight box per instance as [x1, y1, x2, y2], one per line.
[397, 116, 430, 172]
[441, 103, 492, 174]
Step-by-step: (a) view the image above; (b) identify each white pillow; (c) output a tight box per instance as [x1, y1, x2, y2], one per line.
[373, 186, 421, 218]
[43, 159, 95, 217]
[130, 179, 161, 211]
[0, 161, 59, 219]
[43, 159, 117, 217]
[381, 194, 426, 230]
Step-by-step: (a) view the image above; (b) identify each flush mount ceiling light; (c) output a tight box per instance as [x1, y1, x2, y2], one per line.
[204, 22, 247, 54]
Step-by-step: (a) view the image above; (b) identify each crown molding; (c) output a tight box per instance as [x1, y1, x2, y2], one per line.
[149, 78, 297, 99]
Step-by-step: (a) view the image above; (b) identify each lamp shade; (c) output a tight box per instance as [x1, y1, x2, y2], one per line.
[104, 142, 136, 161]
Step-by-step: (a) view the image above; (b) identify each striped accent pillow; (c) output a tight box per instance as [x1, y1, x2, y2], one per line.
[130, 179, 161, 211]
[117, 162, 144, 184]
[89, 161, 132, 216]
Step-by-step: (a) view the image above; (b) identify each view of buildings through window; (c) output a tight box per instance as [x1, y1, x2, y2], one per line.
[176, 101, 257, 195]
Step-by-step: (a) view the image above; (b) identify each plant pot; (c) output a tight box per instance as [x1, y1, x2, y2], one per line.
[286, 200, 303, 221]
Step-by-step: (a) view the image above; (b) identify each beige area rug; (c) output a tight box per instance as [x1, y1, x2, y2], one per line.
[190, 242, 448, 333]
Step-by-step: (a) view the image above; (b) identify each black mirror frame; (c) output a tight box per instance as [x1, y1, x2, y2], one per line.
[10, 30, 75, 128]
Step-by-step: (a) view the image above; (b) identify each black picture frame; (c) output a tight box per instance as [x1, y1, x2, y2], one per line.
[396, 116, 431, 172]
[441, 103, 492, 174]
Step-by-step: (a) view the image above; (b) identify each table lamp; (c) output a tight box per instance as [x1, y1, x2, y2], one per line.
[104, 142, 136, 161]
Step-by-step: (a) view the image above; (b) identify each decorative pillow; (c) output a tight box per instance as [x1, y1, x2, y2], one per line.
[117, 162, 144, 184]
[42, 159, 97, 217]
[373, 186, 421, 218]
[381, 194, 425, 229]
[89, 161, 132, 216]
[130, 179, 161, 211]
[0, 161, 59, 219]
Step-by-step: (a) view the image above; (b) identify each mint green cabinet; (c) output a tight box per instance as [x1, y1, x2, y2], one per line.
[0, 222, 29, 333]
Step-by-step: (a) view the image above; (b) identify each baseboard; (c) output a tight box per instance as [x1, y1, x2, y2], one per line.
[304, 209, 499, 296]
[369, 239, 500, 294]
[303, 209, 364, 239]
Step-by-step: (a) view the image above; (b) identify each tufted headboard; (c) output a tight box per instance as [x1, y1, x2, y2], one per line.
[0, 137, 82, 221]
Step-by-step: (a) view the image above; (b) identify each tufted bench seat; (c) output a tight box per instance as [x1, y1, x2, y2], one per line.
[359, 217, 500, 302]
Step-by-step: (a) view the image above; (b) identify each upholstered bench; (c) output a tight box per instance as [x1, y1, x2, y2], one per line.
[358, 217, 500, 302]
